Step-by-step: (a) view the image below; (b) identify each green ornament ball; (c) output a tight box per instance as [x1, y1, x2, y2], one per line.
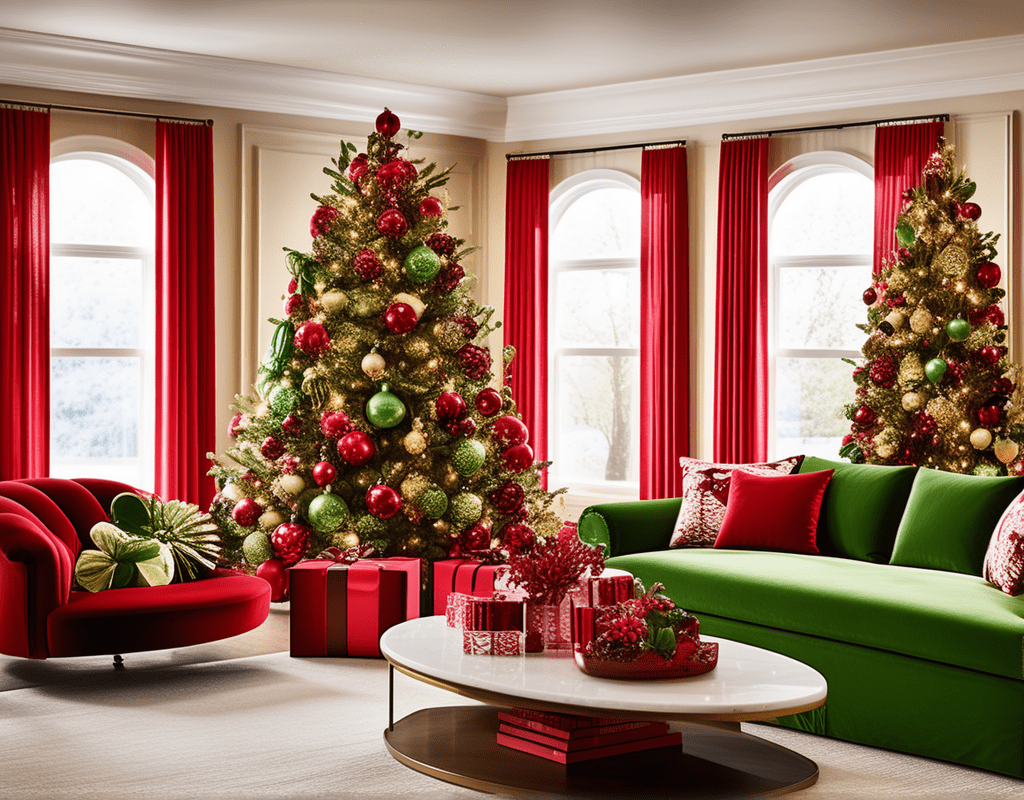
[307, 492, 350, 533]
[896, 222, 916, 248]
[404, 245, 442, 284]
[449, 492, 483, 527]
[924, 357, 948, 385]
[451, 438, 486, 476]
[366, 383, 407, 429]
[946, 318, 971, 342]
[269, 385, 301, 418]
[417, 486, 449, 519]
[242, 531, 274, 566]
[355, 514, 386, 539]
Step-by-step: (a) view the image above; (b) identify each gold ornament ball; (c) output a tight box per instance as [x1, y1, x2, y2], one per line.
[901, 392, 923, 412]
[970, 428, 993, 450]
[400, 473, 430, 501]
[258, 509, 286, 530]
[994, 439, 1020, 464]
[361, 352, 387, 379]
[277, 474, 306, 495]
[404, 336, 431, 362]
[404, 429, 427, 455]
[909, 307, 933, 334]
[321, 290, 348, 314]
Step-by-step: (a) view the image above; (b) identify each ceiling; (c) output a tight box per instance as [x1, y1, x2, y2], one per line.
[2, 0, 1023, 97]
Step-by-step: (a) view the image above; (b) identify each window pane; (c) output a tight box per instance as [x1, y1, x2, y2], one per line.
[551, 187, 640, 260]
[50, 257, 143, 348]
[778, 265, 871, 350]
[50, 159, 153, 246]
[775, 357, 855, 459]
[50, 356, 140, 461]
[555, 354, 638, 483]
[772, 171, 872, 256]
[554, 269, 640, 348]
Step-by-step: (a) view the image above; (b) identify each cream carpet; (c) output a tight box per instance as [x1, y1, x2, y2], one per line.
[1, 608, 1022, 800]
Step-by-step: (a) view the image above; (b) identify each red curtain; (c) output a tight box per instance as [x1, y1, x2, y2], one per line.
[873, 120, 945, 274]
[640, 145, 690, 499]
[155, 121, 217, 506]
[0, 107, 50, 480]
[713, 137, 770, 464]
[503, 157, 550, 482]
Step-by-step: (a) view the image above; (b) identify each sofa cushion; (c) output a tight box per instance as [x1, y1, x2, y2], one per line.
[797, 457, 917, 562]
[983, 489, 1024, 596]
[669, 455, 803, 548]
[606, 547, 1024, 682]
[890, 468, 1024, 576]
[714, 468, 832, 554]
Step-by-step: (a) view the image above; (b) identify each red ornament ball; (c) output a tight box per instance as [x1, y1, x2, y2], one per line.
[853, 405, 877, 426]
[284, 293, 306, 318]
[976, 262, 1001, 289]
[309, 205, 339, 238]
[375, 108, 401, 137]
[957, 201, 982, 221]
[503, 523, 537, 555]
[338, 431, 376, 466]
[261, 436, 285, 460]
[862, 287, 877, 306]
[492, 416, 529, 448]
[502, 443, 534, 473]
[256, 558, 289, 602]
[489, 480, 525, 515]
[384, 302, 418, 334]
[376, 159, 417, 191]
[294, 320, 331, 356]
[312, 460, 337, 487]
[353, 249, 383, 281]
[436, 262, 465, 293]
[282, 414, 302, 435]
[978, 346, 1002, 367]
[992, 377, 1014, 396]
[346, 154, 369, 189]
[457, 343, 492, 380]
[271, 522, 311, 566]
[227, 412, 244, 438]
[461, 522, 492, 551]
[419, 196, 444, 217]
[377, 208, 408, 238]
[288, 277, 298, 294]
[475, 388, 503, 417]
[320, 411, 352, 440]
[978, 403, 1004, 427]
[425, 233, 456, 257]
[366, 485, 402, 520]
[436, 391, 468, 422]
[232, 497, 262, 528]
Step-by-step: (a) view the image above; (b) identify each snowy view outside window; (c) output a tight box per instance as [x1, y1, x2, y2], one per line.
[549, 171, 641, 491]
[769, 154, 873, 459]
[49, 150, 155, 488]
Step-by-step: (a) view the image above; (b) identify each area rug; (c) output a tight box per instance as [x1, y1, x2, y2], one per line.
[1, 648, 1021, 800]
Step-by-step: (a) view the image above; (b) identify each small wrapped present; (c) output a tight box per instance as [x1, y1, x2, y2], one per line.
[289, 557, 420, 658]
[570, 568, 635, 608]
[463, 629, 525, 656]
[448, 593, 526, 631]
[433, 558, 517, 615]
[445, 591, 474, 629]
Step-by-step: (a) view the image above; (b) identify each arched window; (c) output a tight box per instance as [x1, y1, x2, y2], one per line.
[768, 151, 873, 459]
[49, 137, 155, 489]
[548, 170, 641, 492]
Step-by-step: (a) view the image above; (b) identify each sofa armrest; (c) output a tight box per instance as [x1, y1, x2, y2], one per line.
[578, 498, 682, 558]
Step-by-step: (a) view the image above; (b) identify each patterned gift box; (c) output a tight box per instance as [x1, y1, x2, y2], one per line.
[445, 591, 474, 629]
[569, 569, 635, 607]
[463, 629, 525, 656]
[448, 593, 525, 631]
[433, 558, 519, 615]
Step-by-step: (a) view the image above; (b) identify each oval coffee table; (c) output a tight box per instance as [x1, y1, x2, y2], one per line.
[381, 616, 827, 798]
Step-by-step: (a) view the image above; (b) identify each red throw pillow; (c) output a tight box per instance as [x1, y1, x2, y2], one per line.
[984, 489, 1024, 595]
[669, 455, 804, 548]
[714, 468, 834, 554]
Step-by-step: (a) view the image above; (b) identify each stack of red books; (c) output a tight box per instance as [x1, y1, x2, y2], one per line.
[496, 708, 681, 764]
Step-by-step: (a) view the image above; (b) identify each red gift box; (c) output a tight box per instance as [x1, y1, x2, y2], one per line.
[289, 557, 420, 658]
[568, 568, 634, 608]
[447, 593, 526, 631]
[463, 630, 525, 656]
[433, 558, 515, 615]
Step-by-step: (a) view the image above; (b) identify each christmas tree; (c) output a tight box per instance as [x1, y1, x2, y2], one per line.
[841, 141, 1024, 475]
[208, 109, 564, 597]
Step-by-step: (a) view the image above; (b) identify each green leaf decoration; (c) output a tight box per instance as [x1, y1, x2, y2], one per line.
[75, 523, 175, 593]
[109, 493, 222, 582]
[896, 221, 916, 248]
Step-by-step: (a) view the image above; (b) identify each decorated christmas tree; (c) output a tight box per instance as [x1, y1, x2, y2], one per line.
[208, 109, 564, 597]
[842, 141, 1024, 475]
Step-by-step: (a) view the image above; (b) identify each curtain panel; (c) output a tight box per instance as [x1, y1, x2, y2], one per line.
[155, 121, 217, 506]
[873, 120, 945, 274]
[0, 106, 50, 480]
[713, 137, 770, 464]
[640, 145, 690, 499]
[503, 157, 550, 484]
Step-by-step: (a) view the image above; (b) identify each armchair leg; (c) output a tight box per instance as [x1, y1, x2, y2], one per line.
[112, 654, 124, 670]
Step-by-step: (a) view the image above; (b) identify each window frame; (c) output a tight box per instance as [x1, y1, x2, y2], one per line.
[547, 169, 642, 497]
[49, 136, 156, 490]
[767, 150, 873, 460]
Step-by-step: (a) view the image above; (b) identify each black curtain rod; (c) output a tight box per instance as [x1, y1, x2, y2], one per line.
[506, 139, 685, 161]
[722, 113, 948, 141]
[0, 98, 213, 126]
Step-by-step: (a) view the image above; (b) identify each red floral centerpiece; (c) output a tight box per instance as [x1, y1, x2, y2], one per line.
[573, 582, 718, 679]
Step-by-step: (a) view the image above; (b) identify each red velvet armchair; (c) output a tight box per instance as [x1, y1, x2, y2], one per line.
[0, 478, 270, 662]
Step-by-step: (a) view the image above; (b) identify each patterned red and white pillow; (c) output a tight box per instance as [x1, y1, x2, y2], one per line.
[668, 455, 804, 548]
[983, 490, 1024, 596]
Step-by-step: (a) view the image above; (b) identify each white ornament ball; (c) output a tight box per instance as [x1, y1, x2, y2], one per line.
[876, 443, 894, 459]
[321, 290, 348, 313]
[901, 392, 923, 412]
[970, 428, 993, 450]
[361, 352, 387, 379]
[221, 482, 244, 503]
[393, 292, 426, 319]
[258, 509, 286, 530]
[994, 439, 1020, 464]
[278, 473, 306, 495]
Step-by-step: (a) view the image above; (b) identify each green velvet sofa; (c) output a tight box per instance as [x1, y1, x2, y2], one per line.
[577, 457, 1024, 778]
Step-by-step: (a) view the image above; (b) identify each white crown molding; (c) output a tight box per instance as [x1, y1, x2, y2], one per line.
[0, 28, 508, 140]
[1, 28, 1021, 143]
[504, 34, 1024, 142]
